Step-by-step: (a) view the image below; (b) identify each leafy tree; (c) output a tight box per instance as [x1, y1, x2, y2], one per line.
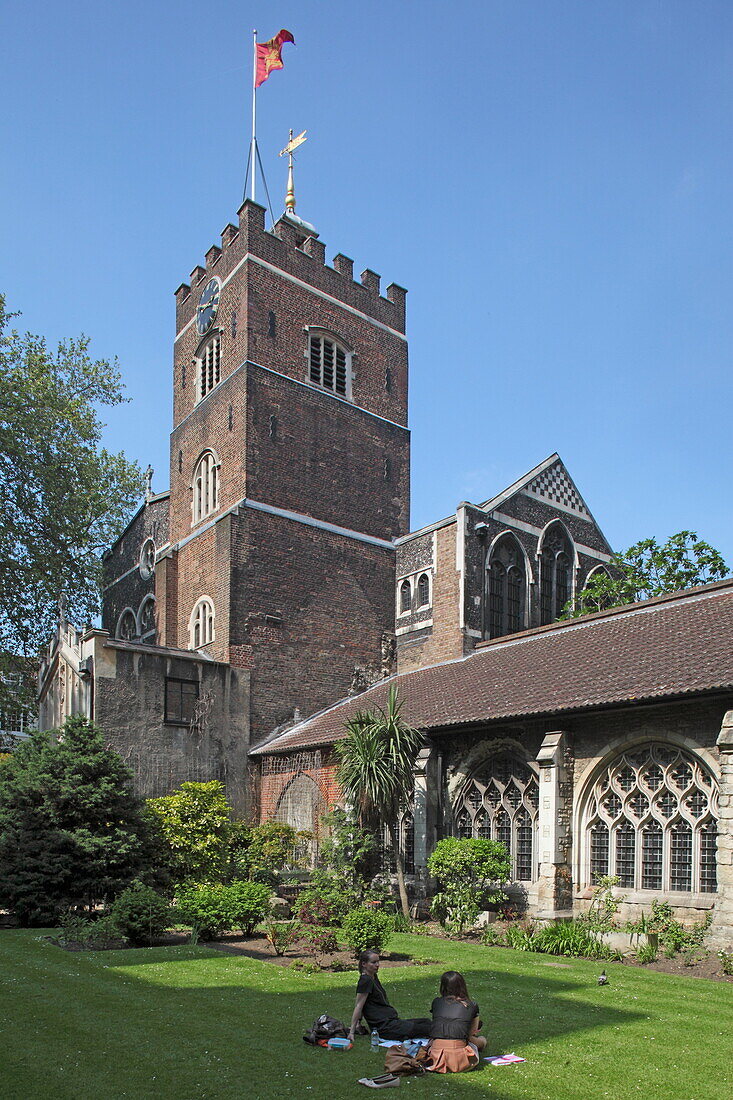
[0, 295, 141, 711]
[564, 531, 729, 618]
[0, 716, 163, 925]
[147, 781, 234, 884]
[427, 837, 511, 933]
[335, 686, 423, 919]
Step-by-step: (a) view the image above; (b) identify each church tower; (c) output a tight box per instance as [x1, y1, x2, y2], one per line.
[157, 201, 410, 744]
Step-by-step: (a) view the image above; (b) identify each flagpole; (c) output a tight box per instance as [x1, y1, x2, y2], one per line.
[251, 29, 257, 202]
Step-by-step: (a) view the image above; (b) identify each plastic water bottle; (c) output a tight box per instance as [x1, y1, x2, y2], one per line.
[371, 1029, 380, 1052]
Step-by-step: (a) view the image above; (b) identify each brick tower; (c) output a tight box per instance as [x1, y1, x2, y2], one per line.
[157, 201, 410, 744]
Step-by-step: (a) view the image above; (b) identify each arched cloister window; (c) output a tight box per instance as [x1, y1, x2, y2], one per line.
[539, 522, 574, 624]
[189, 597, 215, 649]
[116, 608, 137, 641]
[582, 743, 718, 894]
[192, 451, 219, 525]
[137, 595, 156, 642]
[399, 578, 412, 614]
[452, 752, 539, 882]
[380, 807, 415, 875]
[486, 534, 526, 638]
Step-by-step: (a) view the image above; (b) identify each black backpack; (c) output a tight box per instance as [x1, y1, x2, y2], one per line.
[303, 1013, 348, 1045]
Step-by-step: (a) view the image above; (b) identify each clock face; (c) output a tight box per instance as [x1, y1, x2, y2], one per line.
[196, 277, 221, 336]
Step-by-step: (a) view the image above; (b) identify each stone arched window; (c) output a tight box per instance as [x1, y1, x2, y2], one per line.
[192, 451, 219, 525]
[189, 597, 215, 649]
[582, 743, 718, 894]
[417, 573, 430, 608]
[116, 608, 137, 641]
[275, 772, 326, 865]
[453, 753, 539, 882]
[486, 534, 526, 638]
[539, 522, 574, 624]
[399, 578, 412, 614]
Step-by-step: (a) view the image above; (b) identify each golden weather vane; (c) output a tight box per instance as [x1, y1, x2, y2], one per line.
[279, 129, 307, 215]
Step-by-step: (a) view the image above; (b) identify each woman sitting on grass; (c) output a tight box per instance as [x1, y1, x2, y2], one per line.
[347, 950, 432, 1042]
[427, 970, 486, 1073]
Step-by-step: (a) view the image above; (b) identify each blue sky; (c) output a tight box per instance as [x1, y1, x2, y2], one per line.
[2, 1, 732, 561]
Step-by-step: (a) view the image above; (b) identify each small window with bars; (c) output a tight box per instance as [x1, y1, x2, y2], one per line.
[309, 333, 349, 396]
[165, 677, 199, 724]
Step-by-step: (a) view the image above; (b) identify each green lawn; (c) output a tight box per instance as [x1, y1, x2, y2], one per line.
[0, 930, 731, 1100]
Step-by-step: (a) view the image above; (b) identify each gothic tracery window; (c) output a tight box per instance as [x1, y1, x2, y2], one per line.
[539, 523, 574, 624]
[486, 535, 526, 638]
[399, 578, 412, 614]
[452, 753, 539, 882]
[192, 451, 219, 524]
[116, 609, 137, 641]
[583, 743, 718, 894]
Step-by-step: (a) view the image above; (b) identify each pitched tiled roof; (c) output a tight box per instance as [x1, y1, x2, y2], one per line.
[250, 580, 733, 756]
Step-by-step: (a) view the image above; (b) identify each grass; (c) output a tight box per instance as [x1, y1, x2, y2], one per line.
[0, 930, 731, 1100]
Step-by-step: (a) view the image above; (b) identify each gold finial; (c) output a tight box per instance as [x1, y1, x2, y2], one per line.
[279, 129, 307, 215]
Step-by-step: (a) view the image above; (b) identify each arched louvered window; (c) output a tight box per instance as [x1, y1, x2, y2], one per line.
[198, 334, 221, 400]
[192, 451, 219, 524]
[539, 523, 574, 624]
[452, 753, 539, 882]
[309, 333, 350, 397]
[486, 535, 526, 639]
[137, 596, 156, 642]
[190, 598, 215, 649]
[399, 579, 412, 614]
[583, 743, 718, 893]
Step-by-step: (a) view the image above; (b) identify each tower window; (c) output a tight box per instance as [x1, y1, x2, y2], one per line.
[190, 597, 215, 649]
[198, 334, 221, 400]
[399, 579, 412, 614]
[192, 451, 219, 524]
[486, 534, 526, 639]
[417, 573, 430, 608]
[309, 333, 349, 396]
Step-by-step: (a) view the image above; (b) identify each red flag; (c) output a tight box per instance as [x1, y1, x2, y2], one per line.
[255, 29, 295, 88]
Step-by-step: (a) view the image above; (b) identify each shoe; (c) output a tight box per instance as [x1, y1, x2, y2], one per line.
[358, 1074, 401, 1088]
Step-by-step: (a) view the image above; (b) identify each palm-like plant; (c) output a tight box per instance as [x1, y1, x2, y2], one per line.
[335, 686, 423, 919]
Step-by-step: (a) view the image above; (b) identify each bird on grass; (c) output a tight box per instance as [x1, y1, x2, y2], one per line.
[598, 971, 608, 985]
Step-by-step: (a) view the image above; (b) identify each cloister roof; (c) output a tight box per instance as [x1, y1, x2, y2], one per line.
[249, 579, 733, 756]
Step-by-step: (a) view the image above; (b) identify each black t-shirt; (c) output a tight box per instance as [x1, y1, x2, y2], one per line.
[356, 972, 399, 1028]
[429, 996, 479, 1042]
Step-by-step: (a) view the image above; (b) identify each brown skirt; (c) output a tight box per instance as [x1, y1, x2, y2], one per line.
[427, 1038, 480, 1074]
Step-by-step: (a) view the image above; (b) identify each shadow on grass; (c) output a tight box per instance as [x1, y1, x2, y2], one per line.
[2, 932, 649, 1100]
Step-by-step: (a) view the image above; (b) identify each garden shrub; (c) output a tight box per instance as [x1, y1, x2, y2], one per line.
[297, 870, 359, 925]
[265, 919, 301, 957]
[481, 924, 507, 947]
[427, 837, 510, 933]
[240, 822, 299, 885]
[297, 895, 338, 927]
[578, 875, 622, 933]
[718, 950, 733, 975]
[504, 923, 535, 951]
[57, 910, 126, 950]
[531, 920, 612, 960]
[342, 907, 394, 955]
[636, 942, 658, 965]
[109, 881, 171, 946]
[303, 926, 339, 965]
[148, 782, 233, 885]
[175, 884, 235, 938]
[226, 881, 272, 935]
[626, 900, 712, 958]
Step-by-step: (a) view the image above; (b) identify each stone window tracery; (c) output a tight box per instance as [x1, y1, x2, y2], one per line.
[486, 535, 526, 638]
[116, 608, 137, 641]
[539, 523, 574, 624]
[452, 753, 539, 882]
[192, 451, 219, 525]
[399, 578, 412, 614]
[137, 595, 156, 642]
[583, 743, 718, 893]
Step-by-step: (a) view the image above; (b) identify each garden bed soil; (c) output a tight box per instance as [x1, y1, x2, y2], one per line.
[42, 922, 732, 982]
